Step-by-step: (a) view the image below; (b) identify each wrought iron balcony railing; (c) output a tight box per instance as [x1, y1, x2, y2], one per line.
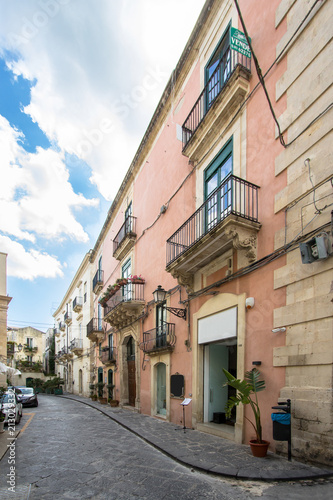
[73, 296, 83, 312]
[113, 215, 136, 255]
[182, 48, 251, 149]
[99, 347, 117, 365]
[166, 174, 259, 266]
[86, 318, 104, 339]
[103, 283, 145, 318]
[70, 338, 83, 351]
[64, 311, 72, 324]
[93, 269, 104, 293]
[140, 322, 176, 353]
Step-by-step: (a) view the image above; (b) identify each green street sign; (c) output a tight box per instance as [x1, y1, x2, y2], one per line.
[230, 27, 251, 58]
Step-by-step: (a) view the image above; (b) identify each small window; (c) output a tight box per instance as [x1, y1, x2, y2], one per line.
[206, 26, 231, 109]
[204, 139, 233, 230]
[84, 281, 87, 303]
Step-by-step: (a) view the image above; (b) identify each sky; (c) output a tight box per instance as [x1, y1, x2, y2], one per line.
[0, 0, 205, 332]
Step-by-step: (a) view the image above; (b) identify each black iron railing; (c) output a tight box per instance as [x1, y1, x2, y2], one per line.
[86, 318, 103, 337]
[182, 48, 251, 149]
[93, 269, 104, 292]
[103, 283, 144, 318]
[166, 174, 259, 266]
[113, 215, 136, 255]
[73, 296, 83, 310]
[64, 311, 72, 323]
[70, 338, 83, 351]
[99, 347, 117, 364]
[140, 322, 176, 353]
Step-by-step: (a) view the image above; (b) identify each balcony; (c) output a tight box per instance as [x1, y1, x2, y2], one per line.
[140, 322, 176, 355]
[55, 347, 66, 362]
[70, 338, 83, 355]
[59, 321, 66, 332]
[54, 328, 60, 337]
[166, 175, 260, 292]
[113, 215, 137, 260]
[7, 342, 15, 356]
[99, 347, 117, 366]
[103, 283, 145, 329]
[182, 48, 251, 161]
[64, 311, 72, 325]
[86, 318, 104, 343]
[93, 269, 104, 294]
[24, 345, 38, 353]
[73, 296, 83, 313]
[16, 360, 43, 372]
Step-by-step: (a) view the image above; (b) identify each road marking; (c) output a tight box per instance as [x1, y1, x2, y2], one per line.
[19, 412, 35, 435]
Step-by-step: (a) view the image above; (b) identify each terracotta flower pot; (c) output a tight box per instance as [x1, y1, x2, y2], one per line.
[249, 439, 270, 457]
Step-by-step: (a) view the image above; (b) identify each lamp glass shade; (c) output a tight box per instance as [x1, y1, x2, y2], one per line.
[18, 343, 23, 351]
[153, 285, 167, 303]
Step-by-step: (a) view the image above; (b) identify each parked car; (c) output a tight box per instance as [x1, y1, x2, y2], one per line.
[16, 387, 38, 407]
[0, 392, 23, 425]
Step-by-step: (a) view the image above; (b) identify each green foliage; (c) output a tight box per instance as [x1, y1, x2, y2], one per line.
[223, 368, 266, 443]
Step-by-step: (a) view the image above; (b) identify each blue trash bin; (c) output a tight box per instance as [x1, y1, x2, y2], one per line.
[271, 412, 291, 441]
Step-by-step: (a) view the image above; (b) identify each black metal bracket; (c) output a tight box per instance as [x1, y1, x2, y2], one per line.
[165, 306, 187, 321]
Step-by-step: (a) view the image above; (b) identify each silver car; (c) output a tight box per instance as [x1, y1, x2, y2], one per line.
[0, 392, 23, 425]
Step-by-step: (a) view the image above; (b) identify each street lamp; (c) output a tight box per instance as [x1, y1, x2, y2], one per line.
[152, 285, 187, 320]
[17, 343, 23, 352]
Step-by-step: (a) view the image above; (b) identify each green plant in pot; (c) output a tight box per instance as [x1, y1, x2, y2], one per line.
[223, 367, 269, 457]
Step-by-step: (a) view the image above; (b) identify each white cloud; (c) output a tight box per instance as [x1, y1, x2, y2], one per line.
[0, 234, 63, 280]
[0, 115, 99, 243]
[0, 0, 204, 200]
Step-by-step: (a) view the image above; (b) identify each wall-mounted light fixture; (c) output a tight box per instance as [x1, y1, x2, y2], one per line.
[245, 297, 255, 310]
[272, 327, 286, 333]
[153, 285, 187, 320]
[17, 343, 23, 351]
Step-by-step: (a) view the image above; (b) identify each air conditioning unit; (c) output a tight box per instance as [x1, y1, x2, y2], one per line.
[299, 233, 333, 264]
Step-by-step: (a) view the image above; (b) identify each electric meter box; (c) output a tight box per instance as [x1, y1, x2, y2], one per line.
[299, 235, 331, 264]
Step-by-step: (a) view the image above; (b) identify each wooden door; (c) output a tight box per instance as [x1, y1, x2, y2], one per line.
[128, 360, 136, 406]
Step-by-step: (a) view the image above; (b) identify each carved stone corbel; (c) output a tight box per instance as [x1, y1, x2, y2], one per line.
[226, 226, 257, 264]
[171, 271, 194, 294]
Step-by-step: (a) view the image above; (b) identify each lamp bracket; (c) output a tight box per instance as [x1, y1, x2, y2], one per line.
[165, 306, 187, 320]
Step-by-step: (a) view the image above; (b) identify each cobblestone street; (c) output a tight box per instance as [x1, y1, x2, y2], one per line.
[0, 396, 332, 499]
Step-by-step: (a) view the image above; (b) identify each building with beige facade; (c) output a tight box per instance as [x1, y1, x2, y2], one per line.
[53, 252, 93, 397]
[7, 326, 46, 386]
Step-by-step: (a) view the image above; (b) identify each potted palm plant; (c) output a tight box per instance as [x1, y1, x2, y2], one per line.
[223, 368, 269, 457]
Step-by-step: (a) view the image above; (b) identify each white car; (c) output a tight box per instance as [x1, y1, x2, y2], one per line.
[0, 392, 23, 425]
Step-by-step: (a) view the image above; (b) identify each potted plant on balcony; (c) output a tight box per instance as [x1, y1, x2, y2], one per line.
[222, 368, 269, 457]
[116, 277, 128, 286]
[129, 274, 145, 284]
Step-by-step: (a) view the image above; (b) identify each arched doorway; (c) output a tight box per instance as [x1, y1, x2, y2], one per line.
[127, 337, 136, 406]
[98, 367, 104, 397]
[107, 369, 114, 399]
[156, 363, 166, 416]
[79, 369, 83, 394]
[68, 364, 72, 393]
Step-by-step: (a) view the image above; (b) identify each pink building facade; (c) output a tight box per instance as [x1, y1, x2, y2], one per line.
[61, 0, 332, 466]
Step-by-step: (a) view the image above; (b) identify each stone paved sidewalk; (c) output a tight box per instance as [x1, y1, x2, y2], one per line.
[60, 394, 333, 482]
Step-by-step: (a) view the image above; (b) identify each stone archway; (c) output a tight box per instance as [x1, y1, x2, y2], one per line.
[79, 369, 83, 394]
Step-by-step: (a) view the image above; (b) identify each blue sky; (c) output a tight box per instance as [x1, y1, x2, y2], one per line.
[0, 0, 204, 331]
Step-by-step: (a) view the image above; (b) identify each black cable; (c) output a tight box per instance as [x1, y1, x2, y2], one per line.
[187, 221, 332, 301]
[234, 0, 286, 148]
